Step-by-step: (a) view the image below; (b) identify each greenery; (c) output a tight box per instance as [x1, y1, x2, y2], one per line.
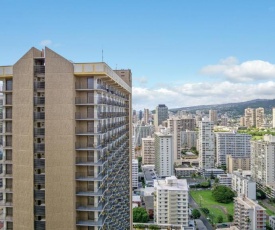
[200, 207, 209, 215]
[190, 190, 234, 223]
[190, 146, 199, 155]
[238, 128, 275, 139]
[227, 214, 233, 222]
[256, 189, 266, 200]
[189, 180, 211, 189]
[212, 185, 235, 203]
[133, 224, 146, 229]
[148, 225, 160, 229]
[138, 157, 142, 172]
[133, 207, 149, 223]
[191, 209, 201, 219]
[217, 215, 223, 223]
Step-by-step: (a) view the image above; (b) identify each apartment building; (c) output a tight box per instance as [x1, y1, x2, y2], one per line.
[255, 107, 264, 128]
[244, 108, 256, 128]
[168, 117, 195, 162]
[154, 176, 189, 226]
[155, 131, 173, 178]
[239, 116, 245, 127]
[209, 110, 217, 125]
[181, 130, 198, 149]
[133, 124, 154, 147]
[132, 159, 138, 189]
[220, 116, 228, 126]
[141, 137, 155, 165]
[234, 196, 266, 230]
[215, 132, 251, 166]
[0, 47, 132, 230]
[251, 135, 275, 188]
[154, 104, 168, 128]
[231, 170, 256, 200]
[269, 216, 275, 229]
[198, 119, 215, 170]
[227, 155, 251, 173]
[217, 174, 232, 187]
[144, 109, 150, 125]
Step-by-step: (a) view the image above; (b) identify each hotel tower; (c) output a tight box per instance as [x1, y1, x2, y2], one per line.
[0, 47, 132, 230]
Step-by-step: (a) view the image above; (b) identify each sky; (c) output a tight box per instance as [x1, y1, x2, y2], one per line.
[1, 0, 275, 110]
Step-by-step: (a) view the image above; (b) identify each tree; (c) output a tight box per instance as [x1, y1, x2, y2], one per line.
[227, 214, 233, 222]
[212, 185, 235, 203]
[256, 189, 266, 200]
[191, 209, 201, 219]
[217, 215, 223, 223]
[200, 207, 209, 215]
[148, 225, 160, 229]
[133, 207, 149, 223]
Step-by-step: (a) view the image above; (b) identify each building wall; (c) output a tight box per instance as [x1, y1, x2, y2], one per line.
[141, 138, 155, 165]
[13, 48, 41, 229]
[227, 155, 251, 173]
[45, 48, 76, 229]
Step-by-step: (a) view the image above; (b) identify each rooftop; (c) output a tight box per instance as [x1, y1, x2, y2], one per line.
[154, 176, 188, 191]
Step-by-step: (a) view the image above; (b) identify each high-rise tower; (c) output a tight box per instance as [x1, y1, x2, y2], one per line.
[0, 47, 132, 230]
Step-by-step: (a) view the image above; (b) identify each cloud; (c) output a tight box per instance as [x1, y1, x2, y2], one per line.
[39, 40, 53, 46]
[200, 57, 275, 82]
[133, 76, 148, 86]
[132, 81, 275, 110]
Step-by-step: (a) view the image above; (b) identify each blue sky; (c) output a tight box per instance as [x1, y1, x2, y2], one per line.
[1, 0, 275, 110]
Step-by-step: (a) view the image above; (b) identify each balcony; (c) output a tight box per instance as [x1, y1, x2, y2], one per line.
[34, 128, 45, 136]
[34, 97, 45, 106]
[76, 216, 105, 227]
[34, 143, 45, 153]
[75, 172, 107, 181]
[75, 82, 95, 91]
[75, 97, 97, 105]
[34, 220, 45, 229]
[34, 190, 45, 200]
[75, 143, 107, 151]
[34, 159, 45, 168]
[0, 214, 13, 222]
[75, 112, 97, 120]
[0, 112, 12, 120]
[75, 157, 105, 166]
[76, 201, 107, 211]
[0, 200, 13, 207]
[34, 82, 45, 91]
[76, 188, 104, 197]
[34, 174, 45, 184]
[0, 170, 12, 178]
[0, 186, 12, 193]
[34, 65, 45, 74]
[34, 112, 45, 120]
[34, 205, 45, 216]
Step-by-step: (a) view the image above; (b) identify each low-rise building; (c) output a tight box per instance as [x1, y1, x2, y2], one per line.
[175, 168, 198, 178]
[203, 168, 224, 178]
[217, 174, 232, 187]
[227, 155, 251, 173]
[234, 195, 266, 230]
[154, 176, 189, 226]
[231, 170, 256, 200]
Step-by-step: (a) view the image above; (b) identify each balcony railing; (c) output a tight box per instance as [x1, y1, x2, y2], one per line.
[34, 97, 45, 106]
[34, 143, 45, 152]
[34, 205, 45, 216]
[34, 112, 45, 120]
[34, 65, 45, 74]
[34, 82, 45, 91]
[34, 128, 45, 136]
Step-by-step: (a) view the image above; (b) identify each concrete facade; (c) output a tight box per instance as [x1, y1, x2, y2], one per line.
[0, 47, 132, 230]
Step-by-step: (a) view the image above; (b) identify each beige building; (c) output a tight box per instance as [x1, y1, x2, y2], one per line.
[234, 196, 266, 230]
[154, 176, 189, 226]
[209, 109, 217, 125]
[255, 107, 264, 128]
[141, 137, 155, 165]
[239, 116, 245, 126]
[168, 117, 195, 162]
[227, 155, 251, 173]
[244, 108, 256, 128]
[0, 47, 132, 230]
[144, 108, 150, 125]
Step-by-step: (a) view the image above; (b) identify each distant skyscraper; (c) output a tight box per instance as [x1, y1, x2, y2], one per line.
[138, 110, 143, 121]
[244, 108, 256, 128]
[154, 104, 168, 128]
[0, 47, 132, 229]
[209, 109, 217, 125]
[256, 107, 264, 128]
[198, 119, 215, 170]
[155, 131, 174, 177]
[144, 108, 150, 124]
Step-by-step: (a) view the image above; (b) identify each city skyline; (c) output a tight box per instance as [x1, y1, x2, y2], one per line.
[1, 1, 275, 110]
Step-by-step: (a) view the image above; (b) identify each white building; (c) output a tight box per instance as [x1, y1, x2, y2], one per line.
[198, 119, 215, 170]
[269, 216, 275, 230]
[132, 159, 139, 189]
[141, 137, 155, 165]
[251, 135, 275, 188]
[175, 168, 198, 178]
[231, 170, 256, 200]
[215, 132, 251, 166]
[217, 174, 232, 187]
[155, 131, 174, 178]
[234, 196, 266, 230]
[203, 168, 224, 178]
[154, 176, 189, 226]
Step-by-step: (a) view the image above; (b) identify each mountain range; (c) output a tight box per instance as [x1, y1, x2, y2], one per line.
[170, 99, 275, 116]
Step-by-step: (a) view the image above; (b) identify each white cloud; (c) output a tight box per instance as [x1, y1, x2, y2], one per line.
[132, 81, 275, 110]
[201, 57, 275, 82]
[39, 40, 53, 46]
